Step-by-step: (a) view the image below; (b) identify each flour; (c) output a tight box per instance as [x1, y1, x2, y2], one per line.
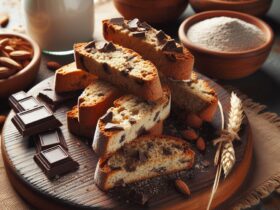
[187, 16, 266, 52]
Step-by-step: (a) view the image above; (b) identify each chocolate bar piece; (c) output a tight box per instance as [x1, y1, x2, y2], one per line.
[9, 91, 27, 111]
[34, 129, 67, 152]
[12, 105, 62, 136]
[34, 145, 79, 179]
[38, 88, 80, 111]
[9, 93, 40, 113]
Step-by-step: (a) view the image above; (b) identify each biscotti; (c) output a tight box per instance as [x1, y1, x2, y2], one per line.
[103, 18, 194, 80]
[94, 135, 195, 191]
[74, 41, 163, 101]
[162, 73, 218, 122]
[67, 106, 93, 138]
[78, 81, 122, 127]
[54, 62, 97, 93]
[93, 87, 171, 157]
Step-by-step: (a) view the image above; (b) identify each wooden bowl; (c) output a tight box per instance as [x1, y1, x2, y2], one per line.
[178, 10, 274, 80]
[189, 0, 272, 17]
[113, 0, 189, 24]
[0, 32, 41, 98]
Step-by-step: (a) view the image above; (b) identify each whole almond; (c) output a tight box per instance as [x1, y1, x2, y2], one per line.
[196, 137, 206, 151]
[0, 38, 9, 48]
[0, 14, 9, 27]
[0, 57, 22, 70]
[0, 115, 6, 126]
[185, 113, 203, 128]
[47, 61, 62, 71]
[0, 66, 17, 79]
[175, 179, 191, 196]
[181, 129, 198, 141]
[4, 45, 14, 52]
[0, 49, 10, 57]
[10, 50, 32, 60]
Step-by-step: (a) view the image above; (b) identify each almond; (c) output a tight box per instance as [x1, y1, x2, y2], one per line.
[0, 66, 17, 79]
[0, 14, 9, 27]
[0, 57, 22, 70]
[185, 113, 203, 128]
[0, 49, 10, 57]
[4, 45, 14, 52]
[0, 38, 9, 48]
[175, 179, 191, 196]
[47, 61, 62, 71]
[181, 129, 198, 141]
[0, 115, 6, 126]
[10, 50, 32, 60]
[196, 137, 206, 151]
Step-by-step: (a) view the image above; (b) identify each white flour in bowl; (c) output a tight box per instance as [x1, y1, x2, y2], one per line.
[187, 16, 266, 52]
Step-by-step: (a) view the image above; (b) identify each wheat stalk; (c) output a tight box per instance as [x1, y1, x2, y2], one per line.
[221, 92, 243, 177]
[207, 92, 243, 210]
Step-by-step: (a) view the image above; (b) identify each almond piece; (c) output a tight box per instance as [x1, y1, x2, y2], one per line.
[181, 129, 198, 141]
[0, 14, 9, 27]
[10, 50, 32, 60]
[0, 57, 22, 70]
[47, 61, 62, 71]
[196, 137, 206, 151]
[0, 115, 6, 126]
[175, 179, 191, 196]
[185, 113, 203, 128]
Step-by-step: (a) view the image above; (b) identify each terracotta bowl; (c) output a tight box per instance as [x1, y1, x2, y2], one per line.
[113, 0, 189, 24]
[178, 10, 274, 80]
[0, 32, 41, 98]
[189, 0, 272, 17]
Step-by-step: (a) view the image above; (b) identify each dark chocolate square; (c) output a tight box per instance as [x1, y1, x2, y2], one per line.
[35, 129, 68, 152]
[34, 145, 79, 179]
[12, 105, 62, 136]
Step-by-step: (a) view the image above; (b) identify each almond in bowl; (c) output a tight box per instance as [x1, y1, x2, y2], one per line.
[0, 33, 41, 98]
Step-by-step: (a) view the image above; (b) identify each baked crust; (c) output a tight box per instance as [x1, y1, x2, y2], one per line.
[103, 19, 194, 80]
[74, 42, 163, 102]
[94, 135, 195, 191]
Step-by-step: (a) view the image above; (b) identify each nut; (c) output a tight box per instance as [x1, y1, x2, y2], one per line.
[0, 38, 9, 49]
[181, 129, 198, 141]
[4, 45, 14, 52]
[47, 61, 62, 71]
[10, 50, 32, 60]
[0, 14, 9, 27]
[196, 137, 206, 151]
[185, 113, 203, 128]
[0, 57, 22, 70]
[175, 179, 191, 196]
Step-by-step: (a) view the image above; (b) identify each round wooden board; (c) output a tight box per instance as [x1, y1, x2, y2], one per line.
[1, 74, 253, 210]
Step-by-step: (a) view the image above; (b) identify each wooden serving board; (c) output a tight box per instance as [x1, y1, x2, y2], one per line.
[1, 74, 253, 210]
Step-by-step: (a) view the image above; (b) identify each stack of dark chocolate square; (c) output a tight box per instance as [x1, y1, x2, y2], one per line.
[9, 91, 79, 179]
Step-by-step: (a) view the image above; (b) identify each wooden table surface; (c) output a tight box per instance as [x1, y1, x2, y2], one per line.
[1, 0, 280, 209]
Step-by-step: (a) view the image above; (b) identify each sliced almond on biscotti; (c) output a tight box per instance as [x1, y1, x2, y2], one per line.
[94, 135, 195, 191]
[74, 41, 163, 102]
[103, 18, 194, 80]
[92, 86, 171, 157]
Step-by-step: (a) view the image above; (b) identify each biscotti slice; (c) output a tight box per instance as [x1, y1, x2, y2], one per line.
[94, 135, 195, 191]
[74, 41, 163, 101]
[103, 18, 194, 80]
[93, 87, 171, 156]
[78, 81, 122, 127]
[162, 72, 218, 122]
[67, 106, 93, 138]
[54, 62, 97, 93]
